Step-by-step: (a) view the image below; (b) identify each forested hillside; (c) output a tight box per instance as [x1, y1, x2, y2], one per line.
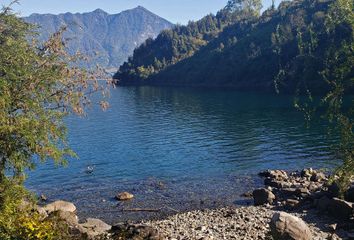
[114, 0, 353, 94]
[113, 2, 259, 82]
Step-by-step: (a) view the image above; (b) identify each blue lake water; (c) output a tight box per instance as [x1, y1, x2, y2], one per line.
[26, 86, 338, 223]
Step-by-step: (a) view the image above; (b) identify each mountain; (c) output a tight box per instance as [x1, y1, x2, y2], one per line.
[114, 8, 246, 82]
[24, 6, 173, 70]
[114, 0, 353, 94]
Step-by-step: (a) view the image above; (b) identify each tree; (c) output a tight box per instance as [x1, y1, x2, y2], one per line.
[225, 0, 263, 17]
[320, 0, 353, 191]
[274, 0, 353, 192]
[0, 3, 110, 183]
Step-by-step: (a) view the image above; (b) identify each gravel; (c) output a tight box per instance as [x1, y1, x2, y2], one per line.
[143, 206, 338, 240]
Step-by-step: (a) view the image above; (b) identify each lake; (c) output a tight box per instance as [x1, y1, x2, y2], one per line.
[26, 86, 338, 223]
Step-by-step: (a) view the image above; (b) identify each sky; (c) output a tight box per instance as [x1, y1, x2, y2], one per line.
[2, 0, 274, 24]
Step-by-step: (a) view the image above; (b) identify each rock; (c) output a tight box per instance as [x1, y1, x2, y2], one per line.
[79, 218, 111, 239]
[285, 199, 300, 209]
[111, 224, 163, 240]
[34, 206, 48, 217]
[345, 186, 354, 202]
[310, 191, 327, 200]
[328, 182, 340, 197]
[310, 172, 326, 182]
[196, 226, 207, 231]
[296, 188, 311, 198]
[241, 191, 253, 198]
[301, 168, 315, 179]
[260, 170, 288, 180]
[43, 200, 76, 214]
[116, 192, 134, 201]
[328, 198, 353, 219]
[40, 194, 47, 202]
[327, 223, 337, 232]
[316, 195, 331, 211]
[270, 212, 312, 240]
[264, 178, 287, 188]
[53, 210, 79, 226]
[253, 188, 276, 206]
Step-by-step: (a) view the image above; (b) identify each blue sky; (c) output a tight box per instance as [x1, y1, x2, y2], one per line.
[2, 0, 274, 24]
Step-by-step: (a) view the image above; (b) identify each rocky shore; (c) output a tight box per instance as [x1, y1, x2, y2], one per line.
[36, 169, 354, 239]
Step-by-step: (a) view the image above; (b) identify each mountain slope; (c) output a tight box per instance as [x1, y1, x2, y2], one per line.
[114, 8, 249, 81]
[114, 0, 353, 93]
[25, 7, 173, 70]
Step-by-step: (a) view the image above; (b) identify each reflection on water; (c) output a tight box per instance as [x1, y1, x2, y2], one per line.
[26, 87, 338, 223]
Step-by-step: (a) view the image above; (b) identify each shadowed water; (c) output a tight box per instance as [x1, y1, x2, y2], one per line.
[26, 87, 338, 223]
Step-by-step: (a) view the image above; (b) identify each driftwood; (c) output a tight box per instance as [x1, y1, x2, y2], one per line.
[122, 206, 180, 213]
[122, 208, 161, 212]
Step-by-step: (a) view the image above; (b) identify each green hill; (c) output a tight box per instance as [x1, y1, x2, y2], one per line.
[114, 0, 353, 94]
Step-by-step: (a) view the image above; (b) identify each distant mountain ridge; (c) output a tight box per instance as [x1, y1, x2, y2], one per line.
[24, 6, 173, 70]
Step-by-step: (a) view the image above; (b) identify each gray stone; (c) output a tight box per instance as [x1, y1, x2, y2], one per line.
[111, 224, 163, 240]
[253, 188, 276, 206]
[270, 212, 312, 240]
[79, 218, 111, 239]
[316, 195, 331, 211]
[301, 168, 315, 179]
[285, 199, 300, 209]
[296, 188, 311, 198]
[345, 186, 354, 202]
[116, 191, 134, 201]
[54, 210, 79, 226]
[259, 170, 288, 180]
[310, 172, 326, 182]
[328, 182, 340, 197]
[328, 198, 353, 219]
[264, 178, 288, 188]
[43, 200, 76, 214]
[40, 194, 47, 202]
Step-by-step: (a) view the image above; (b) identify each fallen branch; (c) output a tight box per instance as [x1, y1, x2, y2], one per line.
[122, 208, 161, 212]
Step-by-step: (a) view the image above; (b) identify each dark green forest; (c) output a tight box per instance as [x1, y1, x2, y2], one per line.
[114, 0, 353, 94]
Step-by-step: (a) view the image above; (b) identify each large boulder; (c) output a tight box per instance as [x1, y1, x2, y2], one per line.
[253, 188, 275, 206]
[43, 200, 76, 214]
[328, 198, 353, 220]
[270, 212, 312, 240]
[78, 218, 111, 239]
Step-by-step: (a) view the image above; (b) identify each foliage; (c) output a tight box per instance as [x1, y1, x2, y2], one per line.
[272, 0, 353, 190]
[114, 0, 350, 94]
[225, 0, 263, 17]
[113, 1, 259, 83]
[0, 179, 74, 240]
[310, 0, 353, 190]
[0, 3, 110, 182]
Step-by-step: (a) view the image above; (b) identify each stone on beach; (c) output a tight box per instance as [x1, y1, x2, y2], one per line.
[53, 210, 79, 226]
[253, 188, 276, 206]
[270, 212, 312, 240]
[116, 191, 134, 201]
[328, 198, 353, 220]
[111, 223, 163, 240]
[43, 200, 76, 214]
[79, 218, 112, 239]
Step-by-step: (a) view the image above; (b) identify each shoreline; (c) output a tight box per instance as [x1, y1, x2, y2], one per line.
[36, 168, 354, 239]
